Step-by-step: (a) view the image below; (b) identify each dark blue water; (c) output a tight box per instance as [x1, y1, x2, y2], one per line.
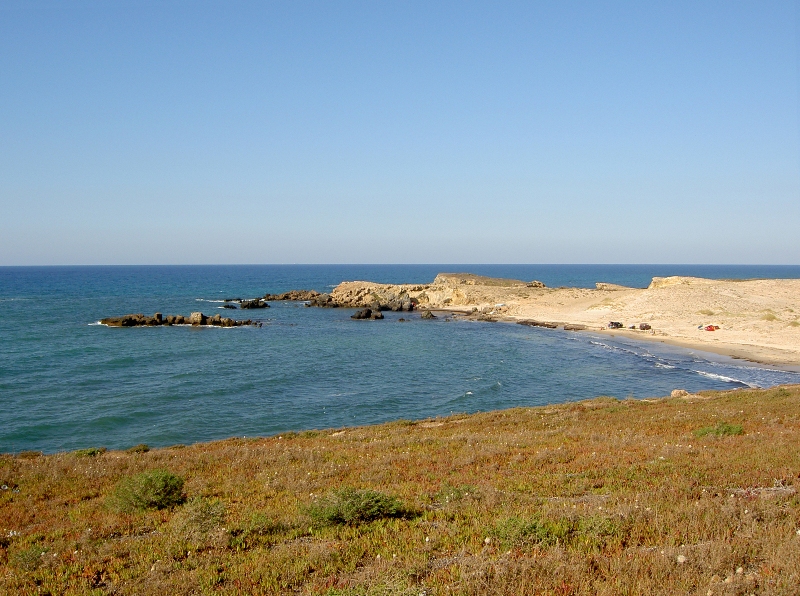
[2, 265, 799, 454]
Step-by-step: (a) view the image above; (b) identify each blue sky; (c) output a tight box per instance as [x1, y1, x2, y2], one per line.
[1, 1, 798, 265]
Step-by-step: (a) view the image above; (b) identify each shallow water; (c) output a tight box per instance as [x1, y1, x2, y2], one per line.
[2, 264, 799, 453]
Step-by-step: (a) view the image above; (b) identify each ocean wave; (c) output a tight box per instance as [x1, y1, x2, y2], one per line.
[196, 298, 228, 303]
[692, 370, 757, 387]
[655, 362, 676, 369]
[589, 340, 650, 359]
[590, 340, 613, 350]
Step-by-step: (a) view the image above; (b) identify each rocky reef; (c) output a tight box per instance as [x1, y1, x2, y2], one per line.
[100, 312, 259, 327]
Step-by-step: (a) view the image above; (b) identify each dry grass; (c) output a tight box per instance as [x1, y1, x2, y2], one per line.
[2, 385, 800, 595]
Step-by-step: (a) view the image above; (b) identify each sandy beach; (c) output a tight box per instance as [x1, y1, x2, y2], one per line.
[330, 274, 800, 368]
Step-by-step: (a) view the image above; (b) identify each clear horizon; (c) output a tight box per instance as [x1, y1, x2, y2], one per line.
[1, 1, 798, 266]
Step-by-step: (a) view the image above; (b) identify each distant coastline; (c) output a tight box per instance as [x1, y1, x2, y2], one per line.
[324, 273, 800, 369]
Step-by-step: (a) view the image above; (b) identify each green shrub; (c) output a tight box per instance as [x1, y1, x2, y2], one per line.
[12, 545, 47, 571]
[434, 482, 477, 505]
[228, 513, 290, 551]
[308, 488, 408, 526]
[170, 497, 225, 546]
[126, 443, 150, 453]
[74, 447, 106, 457]
[694, 422, 744, 438]
[492, 516, 573, 548]
[110, 469, 185, 512]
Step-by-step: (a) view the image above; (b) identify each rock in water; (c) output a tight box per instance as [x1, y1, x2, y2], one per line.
[351, 308, 384, 320]
[100, 311, 256, 327]
[240, 299, 269, 309]
[263, 289, 321, 301]
[307, 293, 338, 308]
[420, 310, 436, 320]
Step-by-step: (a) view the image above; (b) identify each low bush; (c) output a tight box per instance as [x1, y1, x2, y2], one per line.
[170, 497, 225, 547]
[126, 443, 150, 453]
[694, 422, 744, 437]
[308, 487, 408, 526]
[433, 482, 478, 506]
[228, 513, 291, 550]
[492, 516, 572, 548]
[12, 545, 47, 572]
[110, 469, 185, 512]
[74, 447, 106, 457]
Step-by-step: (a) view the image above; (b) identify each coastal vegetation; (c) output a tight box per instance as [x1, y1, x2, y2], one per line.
[1, 385, 799, 594]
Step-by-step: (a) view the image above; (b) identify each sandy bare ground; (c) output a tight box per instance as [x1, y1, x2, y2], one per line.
[330, 274, 800, 367]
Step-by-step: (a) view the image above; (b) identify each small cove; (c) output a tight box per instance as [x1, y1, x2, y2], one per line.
[2, 264, 800, 453]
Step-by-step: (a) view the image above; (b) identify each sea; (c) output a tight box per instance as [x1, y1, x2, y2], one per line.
[2, 264, 800, 454]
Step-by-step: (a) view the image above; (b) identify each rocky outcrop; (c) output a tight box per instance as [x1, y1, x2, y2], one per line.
[100, 312, 259, 327]
[239, 299, 269, 309]
[420, 310, 436, 320]
[648, 276, 715, 290]
[263, 290, 322, 301]
[329, 283, 417, 311]
[563, 324, 587, 331]
[351, 307, 384, 320]
[517, 320, 559, 329]
[595, 282, 633, 291]
[306, 293, 338, 308]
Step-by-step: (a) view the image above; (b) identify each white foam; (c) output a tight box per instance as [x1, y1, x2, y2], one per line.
[655, 362, 676, 369]
[693, 370, 758, 388]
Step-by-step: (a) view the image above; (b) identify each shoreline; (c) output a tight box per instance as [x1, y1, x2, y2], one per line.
[433, 312, 800, 372]
[329, 273, 800, 369]
[584, 326, 800, 372]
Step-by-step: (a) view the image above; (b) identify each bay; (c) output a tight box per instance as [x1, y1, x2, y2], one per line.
[2, 264, 799, 453]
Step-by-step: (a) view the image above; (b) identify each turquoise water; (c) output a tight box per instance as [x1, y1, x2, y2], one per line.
[2, 264, 799, 454]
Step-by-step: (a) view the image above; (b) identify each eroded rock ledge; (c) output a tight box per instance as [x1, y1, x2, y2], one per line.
[100, 312, 259, 327]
